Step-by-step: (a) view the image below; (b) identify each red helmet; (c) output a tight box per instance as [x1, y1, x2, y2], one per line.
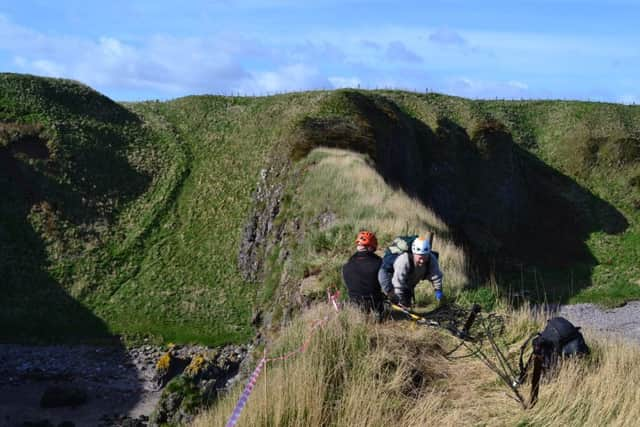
[355, 230, 377, 249]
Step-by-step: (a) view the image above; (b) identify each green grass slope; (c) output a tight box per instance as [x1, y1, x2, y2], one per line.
[105, 94, 325, 344]
[2, 73, 639, 344]
[0, 73, 185, 342]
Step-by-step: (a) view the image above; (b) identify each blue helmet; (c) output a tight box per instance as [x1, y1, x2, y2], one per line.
[411, 236, 431, 255]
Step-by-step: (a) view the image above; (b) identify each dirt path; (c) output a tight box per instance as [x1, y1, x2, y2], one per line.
[558, 301, 640, 343]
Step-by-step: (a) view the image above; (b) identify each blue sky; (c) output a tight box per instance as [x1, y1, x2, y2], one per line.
[1, 0, 639, 102]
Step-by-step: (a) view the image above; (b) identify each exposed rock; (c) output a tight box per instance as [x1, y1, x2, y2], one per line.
[99, 414, 149, 427]
[238, 165, 287, 283]
[155, 351, 191, 388]
[251, 309, 263, 326]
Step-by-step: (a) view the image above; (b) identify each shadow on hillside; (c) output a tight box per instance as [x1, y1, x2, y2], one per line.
[0, 120, 150, 337]
[0, 122, 150, 422]
[295, 90, 629, 303]
[406, 117, 628, 302]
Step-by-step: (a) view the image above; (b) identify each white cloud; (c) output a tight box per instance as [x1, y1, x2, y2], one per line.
[447, 77, 531, 99]
[359, 40, 382, 51]
[2, 13, 639, 102]
[0, 16, 264, 97]
[1, 15, 348, 97]
[508, 80, 529, 90]
[99, 37, 133, 62]
[13, 56, 27, 67]
[31, 59, 65, 77]
[290, 41, 345, 63]
[249, 64, 331, 93]
[329, 76, 361, 88]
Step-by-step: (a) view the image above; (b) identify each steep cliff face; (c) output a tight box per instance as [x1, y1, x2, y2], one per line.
[240, 91, 631, 317]
[417, 118, 626, 269]
[293, 92, 624, 267]
[238, 163, 287, 284]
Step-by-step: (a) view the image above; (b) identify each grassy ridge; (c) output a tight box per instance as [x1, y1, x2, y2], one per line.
[262, 147, 469, 315]
[2, 73, 639, 344]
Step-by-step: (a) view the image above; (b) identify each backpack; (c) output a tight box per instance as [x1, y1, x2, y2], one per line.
[534, 317, 590, 369]
[518, 316, 589, 406]
[381, 235, 418, 272]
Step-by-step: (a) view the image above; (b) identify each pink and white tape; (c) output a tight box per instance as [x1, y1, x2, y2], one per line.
[328, 289, 341, 312]
[225, 357, 266, 427]
[225, 293, 340, 426]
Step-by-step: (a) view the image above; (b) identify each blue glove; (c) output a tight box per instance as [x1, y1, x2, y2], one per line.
[435, 289, 443, 302]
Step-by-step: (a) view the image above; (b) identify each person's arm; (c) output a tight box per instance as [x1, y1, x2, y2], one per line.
[378, 268, 394, 294]
[342, 265, 348, 288]
[428, 253, 444, 290]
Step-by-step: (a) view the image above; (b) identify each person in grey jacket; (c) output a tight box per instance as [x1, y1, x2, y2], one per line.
[379, 235, 443, 307]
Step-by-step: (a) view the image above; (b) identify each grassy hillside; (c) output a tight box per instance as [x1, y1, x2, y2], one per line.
[382, 92, 640, 305]
[107, 94, 319, 344]
[2, 73, 639, 345]
[0, 73, 185, 342]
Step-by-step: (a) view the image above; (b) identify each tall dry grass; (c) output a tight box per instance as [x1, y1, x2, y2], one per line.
[520, 336, 640, 427]
[481, 308, 640, 427]
[194, 304, 455, 427]
[194, 303, 640, 427]
[195, 145, 640, 426]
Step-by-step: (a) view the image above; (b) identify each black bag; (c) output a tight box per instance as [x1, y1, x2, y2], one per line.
[518, 316, 589, 407]
[534, 317, 589, 369]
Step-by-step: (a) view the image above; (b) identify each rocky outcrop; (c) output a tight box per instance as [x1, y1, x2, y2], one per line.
[238, 166, 287, 283]
[149, 345, 250, 427]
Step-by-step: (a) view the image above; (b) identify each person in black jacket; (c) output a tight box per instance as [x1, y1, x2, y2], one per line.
[342, 230, 385, 316]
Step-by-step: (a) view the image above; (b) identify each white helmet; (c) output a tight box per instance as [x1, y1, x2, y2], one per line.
[411, 236, 431, 255]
